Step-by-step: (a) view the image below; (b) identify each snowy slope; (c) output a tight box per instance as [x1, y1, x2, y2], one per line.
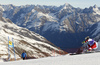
[0, 17, 66, 60]
[0, 52, 100, 65]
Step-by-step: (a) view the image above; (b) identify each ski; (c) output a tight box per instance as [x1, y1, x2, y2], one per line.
[70, 50, 100, 55]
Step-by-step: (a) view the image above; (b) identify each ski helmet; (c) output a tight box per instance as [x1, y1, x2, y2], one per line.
[85, 36, 89, 40]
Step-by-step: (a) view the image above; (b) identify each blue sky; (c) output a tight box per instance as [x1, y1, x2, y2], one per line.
[0, 0, 99, 8]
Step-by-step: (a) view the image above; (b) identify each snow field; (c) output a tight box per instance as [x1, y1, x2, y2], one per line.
[0, 52, 100, 65]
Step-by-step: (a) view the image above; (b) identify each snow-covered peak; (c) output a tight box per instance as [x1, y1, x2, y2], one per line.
[2, 4, 15, 11]
[64, 3, 70, 6]
[90, 5, 100, 15]
[58, 3, 74, 12]
[93, 5, 99, 10]
[83, 5, 100, 15]
[61, 3, 72, 9]
[93, 4, 98, 8]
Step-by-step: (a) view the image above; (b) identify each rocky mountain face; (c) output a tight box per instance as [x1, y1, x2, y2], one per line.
[0, 12, 66, 60]
[0, 3, 100, 50]
[87, 22, 100, 42]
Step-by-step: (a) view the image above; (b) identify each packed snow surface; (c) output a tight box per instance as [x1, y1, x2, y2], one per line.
[0, 52, 100, 65]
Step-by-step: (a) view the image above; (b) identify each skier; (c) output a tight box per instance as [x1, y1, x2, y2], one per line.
[70, 36, 98, 55]
[84, 36, 98, 51]
[21, 51, 27, 60]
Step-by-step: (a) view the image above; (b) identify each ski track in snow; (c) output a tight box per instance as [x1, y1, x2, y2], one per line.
[0, 52, 100, 65]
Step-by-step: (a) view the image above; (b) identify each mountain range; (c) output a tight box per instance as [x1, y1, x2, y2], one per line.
[0, 9, 66, 60]
[0, 3, 100, 50]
